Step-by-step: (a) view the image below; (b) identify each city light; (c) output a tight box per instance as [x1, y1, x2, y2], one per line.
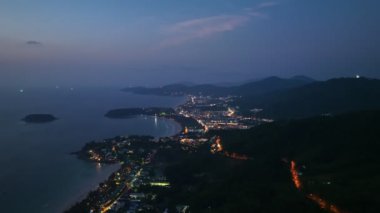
[150, 182, 170, 187]
[290, 161, 302, 189]
[290, 161, 343, 213]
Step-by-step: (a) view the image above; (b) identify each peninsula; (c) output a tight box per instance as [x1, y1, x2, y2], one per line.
[105, 107, 175, 118]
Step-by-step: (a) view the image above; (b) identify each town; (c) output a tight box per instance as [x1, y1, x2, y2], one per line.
[176, 95, 273, 131]
[69, 135, 178, 213]
[66, 90, 366, 213]
[67, 95, 271, 213]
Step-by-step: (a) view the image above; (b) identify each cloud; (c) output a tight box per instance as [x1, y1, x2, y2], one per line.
[257, 2, 279, 9]
[156, 2, 278, 49]
[158, 15, 249, 48]
[26, 41, 43, 46]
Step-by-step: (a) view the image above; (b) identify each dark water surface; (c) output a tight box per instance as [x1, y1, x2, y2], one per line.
[0, 87, 184, 213]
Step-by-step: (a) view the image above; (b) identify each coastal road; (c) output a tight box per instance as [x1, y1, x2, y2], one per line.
[101, 168, 143, 213]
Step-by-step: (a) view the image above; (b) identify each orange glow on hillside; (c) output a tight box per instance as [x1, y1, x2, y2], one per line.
[290, 160, 302, 189]
[290, 161, 345, 213]
[215, 137, 223, 152]
[210, 136, 250, 160]
[307, 194, 343, 213]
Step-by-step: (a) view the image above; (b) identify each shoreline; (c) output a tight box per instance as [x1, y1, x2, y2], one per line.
[59, 163, 121, 213]
[65, 100, 189, 212]
[65, 135, 172, 212]
[0, 88, 188, 213]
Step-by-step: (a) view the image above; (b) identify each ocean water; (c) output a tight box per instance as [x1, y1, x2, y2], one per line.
[0, 87, 184, 213]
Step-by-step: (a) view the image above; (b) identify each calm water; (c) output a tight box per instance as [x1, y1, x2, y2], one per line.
[0, 87, 184, 213]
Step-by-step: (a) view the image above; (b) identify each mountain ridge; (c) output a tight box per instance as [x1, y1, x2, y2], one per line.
[123, 76, 315, 97]
[238, 77, 380, 119]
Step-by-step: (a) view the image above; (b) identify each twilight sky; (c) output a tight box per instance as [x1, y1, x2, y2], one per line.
[0, 0, 379, 87]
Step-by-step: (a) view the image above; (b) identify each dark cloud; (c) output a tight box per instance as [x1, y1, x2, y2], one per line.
[26, 41, 42, 46]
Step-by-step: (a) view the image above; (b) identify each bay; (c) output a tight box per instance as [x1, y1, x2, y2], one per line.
[0, 87, 184, 213]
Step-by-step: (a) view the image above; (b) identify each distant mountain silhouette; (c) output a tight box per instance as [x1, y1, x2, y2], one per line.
[173, 81, 197, 87]
[291, 75, 316, 83]
[124, 76, 380, 120]
[123, 76, 314, 97]
[233, 76, 315, 96]
[238, 77, 380, 119]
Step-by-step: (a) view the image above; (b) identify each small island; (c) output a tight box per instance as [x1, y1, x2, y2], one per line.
[105, 107, 175, 118]
[22, 114, 57, 123]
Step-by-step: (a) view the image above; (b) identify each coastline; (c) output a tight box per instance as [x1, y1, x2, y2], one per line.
[59, 163, 121, 213]
[65, 134, 177, 212]
[0, 88, 187, 213]
[64, 121, 183, 212]
[64, 96, 188, 212]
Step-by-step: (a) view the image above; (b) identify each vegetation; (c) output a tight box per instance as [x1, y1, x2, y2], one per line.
[158, 110, 380, 212]
[238, 77, 380, 119]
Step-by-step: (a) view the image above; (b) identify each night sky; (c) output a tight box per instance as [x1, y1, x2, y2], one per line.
[1, 0, 379, 87]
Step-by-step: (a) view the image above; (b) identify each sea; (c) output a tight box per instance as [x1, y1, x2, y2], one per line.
[0, 87, 184, 213]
